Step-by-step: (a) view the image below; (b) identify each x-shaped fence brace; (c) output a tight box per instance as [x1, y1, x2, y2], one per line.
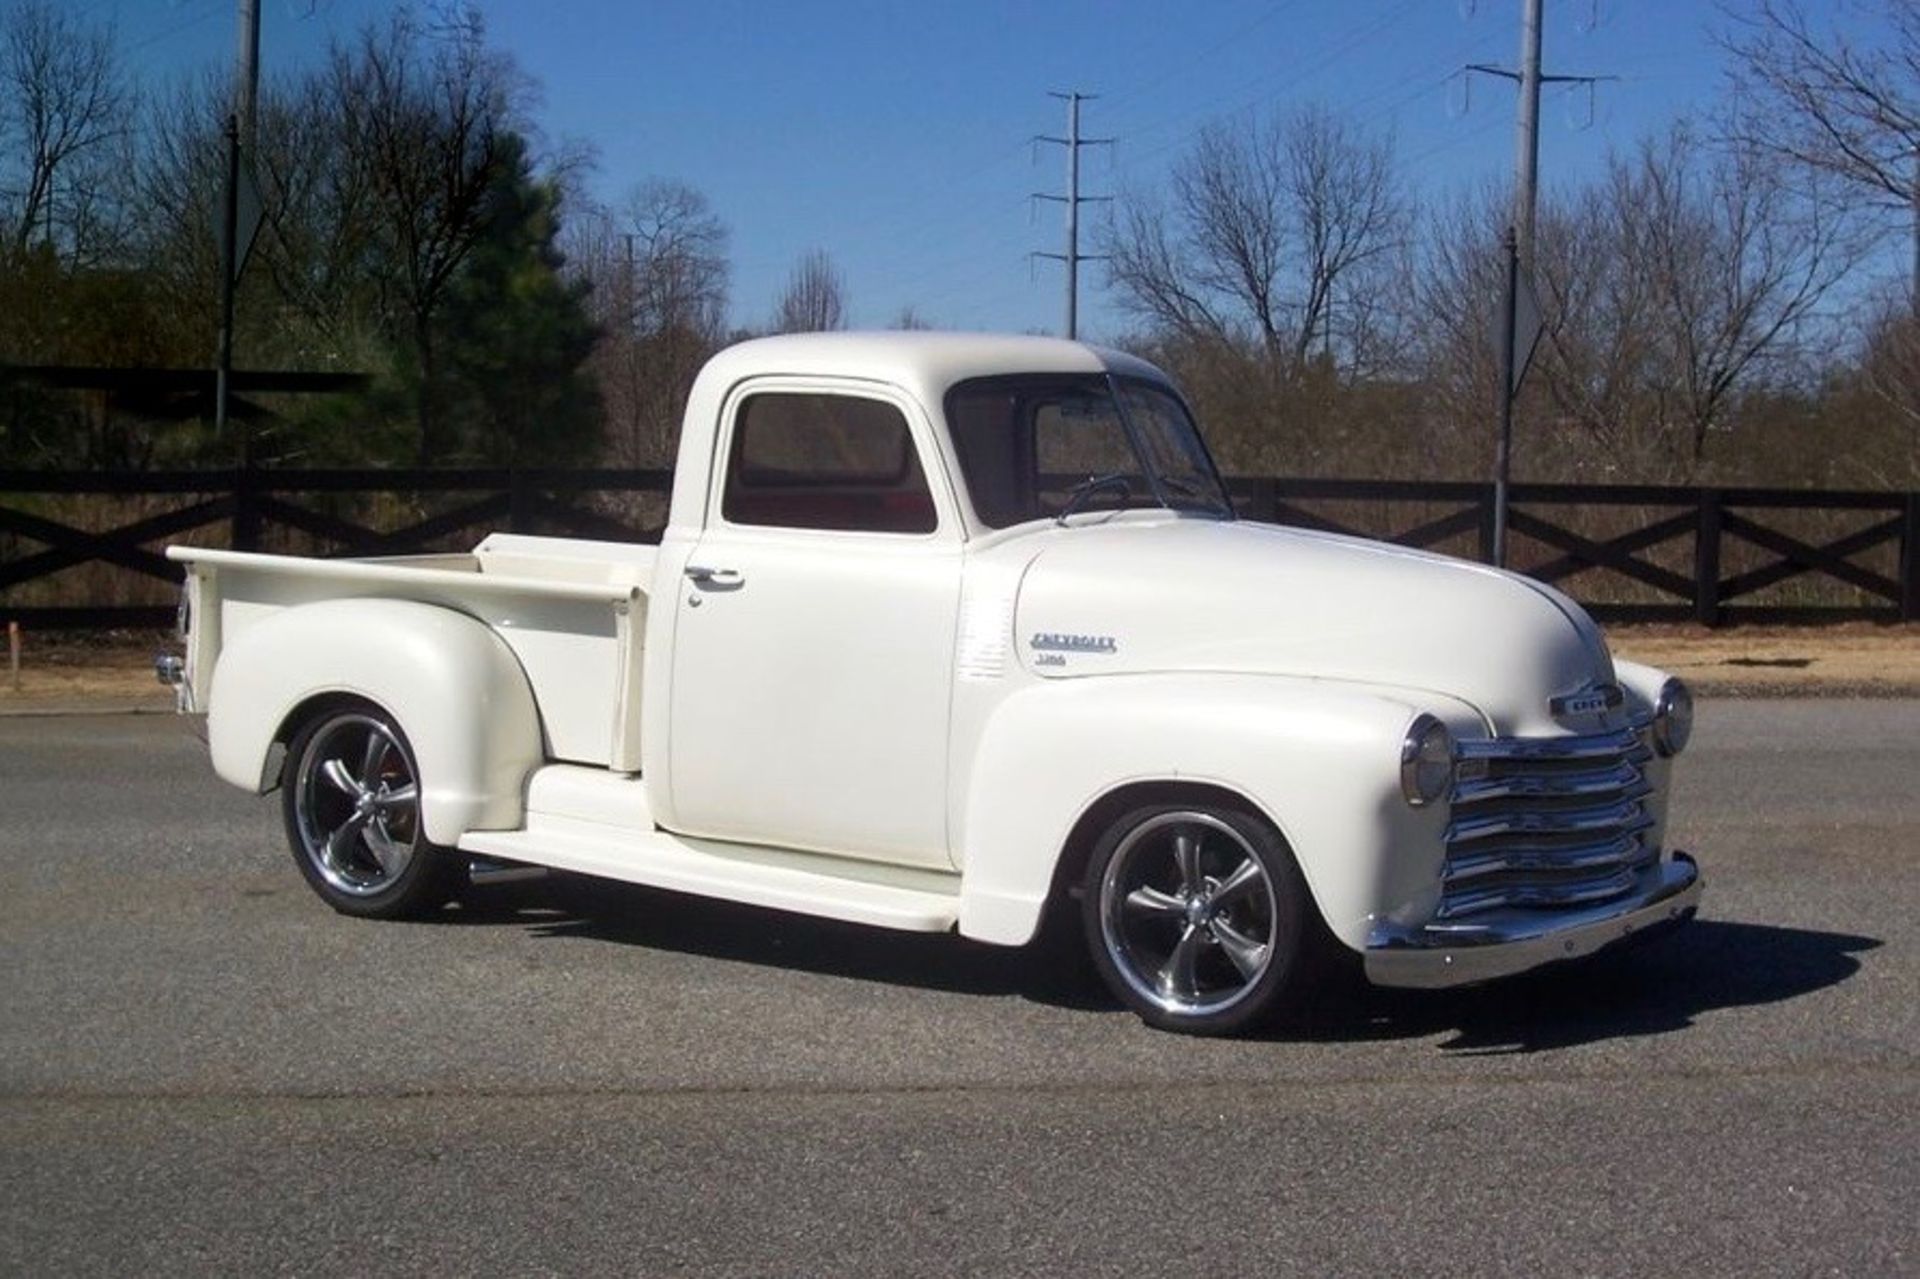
[0, 498, 232, 592]
[0, 470, 674, 626]
[1232, 480, 1917, 622]
[2, 473, 1915, 626]
[1715, 509, 1903, 606]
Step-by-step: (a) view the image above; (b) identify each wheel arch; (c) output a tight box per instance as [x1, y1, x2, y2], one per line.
[205, 597, 544, 845]
[264, 690, 379, 789]
[1045, 778, 1293, 921]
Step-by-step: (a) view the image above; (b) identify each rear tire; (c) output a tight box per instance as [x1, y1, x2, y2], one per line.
[280, 700, 458, 920]
[1081, 803, 1314, 1035]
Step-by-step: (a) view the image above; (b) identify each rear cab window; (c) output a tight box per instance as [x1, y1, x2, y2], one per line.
[721, 392, 938, 535]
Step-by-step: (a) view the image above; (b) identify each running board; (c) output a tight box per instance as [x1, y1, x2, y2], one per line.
[457, 822, 962, 933]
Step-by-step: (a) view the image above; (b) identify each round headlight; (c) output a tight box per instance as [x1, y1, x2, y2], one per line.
[1400, 714, 1455, 807]
[1653, 678, 1693, 757]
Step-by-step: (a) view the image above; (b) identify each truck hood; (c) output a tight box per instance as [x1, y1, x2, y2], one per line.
[1010, 518, 1616, 736]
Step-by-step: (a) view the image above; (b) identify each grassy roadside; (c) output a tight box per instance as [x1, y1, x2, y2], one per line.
[0, 630, 179, 713]
[0, 622, 1916, 714]
[1606, 621, 1920, 698]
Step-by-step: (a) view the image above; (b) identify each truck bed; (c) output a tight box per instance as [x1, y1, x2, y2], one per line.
[166, 534, 656, 771]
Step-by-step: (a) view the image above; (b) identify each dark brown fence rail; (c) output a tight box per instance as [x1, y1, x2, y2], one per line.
[2, 469, 1914, 629]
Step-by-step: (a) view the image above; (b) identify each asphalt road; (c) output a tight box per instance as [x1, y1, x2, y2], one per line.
[1, 700, 1914, 1275]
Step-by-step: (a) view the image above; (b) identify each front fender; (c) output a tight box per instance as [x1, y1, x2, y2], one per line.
[206, 597, 543, 845]
[955, 673, 1467, 949]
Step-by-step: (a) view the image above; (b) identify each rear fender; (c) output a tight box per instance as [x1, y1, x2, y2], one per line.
[206, 597, 543, 845]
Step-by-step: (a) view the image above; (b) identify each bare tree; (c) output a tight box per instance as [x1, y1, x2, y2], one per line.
[130, 74, 227, 348]
[773, 248, 847, 333]
[1719, 1, 1920, 210]
[255, 66, 384, 354]
[1408, 184, 1509, 460]
[1104, 105, 1404, 375]
[1620, 129, 1858, 458]
[1838, 296, 1920, 485]
[619, 179, 729, 340]
[1413, 129, 1856, 482]
[0, 0, 128, 262]
[570, 179, 730, 464]
[1718, 0, 1920, 324]
[331, 7, 519, 460]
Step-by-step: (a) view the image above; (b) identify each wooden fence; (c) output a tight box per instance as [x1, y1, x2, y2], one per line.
[1, 468, 1915, 628]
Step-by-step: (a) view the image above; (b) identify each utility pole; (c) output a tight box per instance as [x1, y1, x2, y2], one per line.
[215, 0, 262, 458]
[1033, 91, 1111, 340]
[1466, 0, 1613, 270]
[1513, 0, 1542, 265]
[1465, 0, 1609, 566]
[235, 0, 261, 153]
[1493, 228, 1519, 567]
[1911, 143, 1919, 318]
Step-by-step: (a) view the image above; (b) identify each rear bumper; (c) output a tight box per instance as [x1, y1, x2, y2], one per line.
[1363, 851, 1702, 989]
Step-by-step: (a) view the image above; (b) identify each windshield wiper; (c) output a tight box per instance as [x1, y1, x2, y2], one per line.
[1157, 475, 1233, 517]
[1056, 472, 1132, 525]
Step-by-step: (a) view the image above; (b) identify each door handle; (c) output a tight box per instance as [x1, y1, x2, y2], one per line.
[684, 564, 744, 587]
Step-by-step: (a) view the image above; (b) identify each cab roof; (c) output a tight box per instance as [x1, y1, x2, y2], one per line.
[691, 331, 1171, 404]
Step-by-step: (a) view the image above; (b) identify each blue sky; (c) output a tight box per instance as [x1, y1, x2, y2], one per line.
[96, 0, 1793, 337]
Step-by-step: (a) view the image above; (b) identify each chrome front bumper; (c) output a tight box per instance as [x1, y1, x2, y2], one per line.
[1363, 852, 1702, 990]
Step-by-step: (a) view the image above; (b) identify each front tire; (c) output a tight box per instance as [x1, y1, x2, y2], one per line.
[280, 701, 457, 919]
[1082, 803, 1313, 1035]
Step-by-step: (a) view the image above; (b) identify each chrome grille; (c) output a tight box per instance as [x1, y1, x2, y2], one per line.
[1439, 726, 1657, 919]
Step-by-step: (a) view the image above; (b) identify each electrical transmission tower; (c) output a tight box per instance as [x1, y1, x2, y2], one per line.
[1032, 91, 1111, 340]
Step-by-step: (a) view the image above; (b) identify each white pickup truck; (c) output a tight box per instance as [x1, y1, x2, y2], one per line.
[165, 332, 1702, 1034]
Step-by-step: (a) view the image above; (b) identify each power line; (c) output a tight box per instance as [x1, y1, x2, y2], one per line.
[1105, 0, 1422, 176]
[1096, 1, 1298, 122]
[123, 0, 226, 56]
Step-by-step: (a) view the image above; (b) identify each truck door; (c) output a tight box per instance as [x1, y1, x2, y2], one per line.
[667, 382, 962, 869]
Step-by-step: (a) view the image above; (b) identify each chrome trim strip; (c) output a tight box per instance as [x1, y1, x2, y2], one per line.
[1441, 829, 1653, 885]
[1445, 793, 1651, 845]
[1452, 759, 1645, 804]
[1436, 868, 1647, 918]
[1364, 853, 1702, 989]
[1456, 724, 1648, 762]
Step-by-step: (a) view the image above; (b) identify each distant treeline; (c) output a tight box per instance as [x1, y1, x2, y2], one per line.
[1, 1, 1916, 489]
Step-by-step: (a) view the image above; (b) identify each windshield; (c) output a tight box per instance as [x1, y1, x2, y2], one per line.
[945, 373, 1232, 529]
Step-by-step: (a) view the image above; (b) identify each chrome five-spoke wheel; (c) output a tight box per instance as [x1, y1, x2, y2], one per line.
[281, 702, 455, 918]
[1083, 804, 1310, 1034]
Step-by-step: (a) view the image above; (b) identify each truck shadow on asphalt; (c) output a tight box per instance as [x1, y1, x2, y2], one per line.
[1295, 921, 1881, 1054]
[444, 875, 1878, 1052]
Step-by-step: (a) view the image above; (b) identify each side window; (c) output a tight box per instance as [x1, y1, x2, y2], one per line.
[722, 392, 938, 534]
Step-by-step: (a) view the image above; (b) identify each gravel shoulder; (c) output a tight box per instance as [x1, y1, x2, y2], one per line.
[0, 622, 1916, 715]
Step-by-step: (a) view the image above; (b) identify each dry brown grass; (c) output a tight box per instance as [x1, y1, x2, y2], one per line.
[1606, 621, 1920, 697]
[0, 629, 177, 712]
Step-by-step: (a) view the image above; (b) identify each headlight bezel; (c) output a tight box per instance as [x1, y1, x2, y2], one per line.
[1399, 713, 1456, 807]
[1652, 677, 1693, 757]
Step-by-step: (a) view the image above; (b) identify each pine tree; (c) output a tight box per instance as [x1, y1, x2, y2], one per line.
[434, 132, 601, 467]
